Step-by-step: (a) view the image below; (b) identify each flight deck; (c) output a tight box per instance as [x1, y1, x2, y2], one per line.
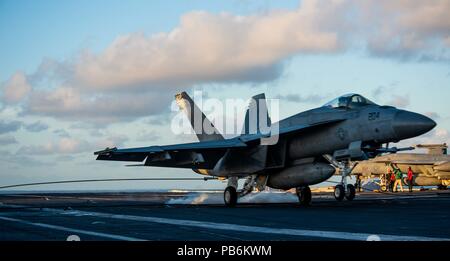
[1, 190, 449, 241]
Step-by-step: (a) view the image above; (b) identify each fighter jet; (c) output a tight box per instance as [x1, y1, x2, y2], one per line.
[94, 92, 436, 206]
[352, 144, 449, 191]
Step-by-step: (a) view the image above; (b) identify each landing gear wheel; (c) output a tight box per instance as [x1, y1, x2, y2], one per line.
[224, 186, 238, 207]
[345, 184, 356, 201]
[334, 184, 345, 201]
[296, 186, 312, 206]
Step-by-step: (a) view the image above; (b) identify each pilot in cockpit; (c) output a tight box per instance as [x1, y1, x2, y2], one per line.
[323, 94, 376, 109]
[338, 97, 348, 107]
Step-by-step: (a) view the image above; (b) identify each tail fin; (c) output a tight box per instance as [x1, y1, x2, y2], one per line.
[241, 93, 271, 136]
[175, 91, 224, 142]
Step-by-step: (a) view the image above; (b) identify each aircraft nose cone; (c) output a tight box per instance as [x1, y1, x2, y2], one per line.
[393, 110, 436, 140]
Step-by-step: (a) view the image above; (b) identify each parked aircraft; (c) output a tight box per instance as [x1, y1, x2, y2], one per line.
[352, 144, 449, 191]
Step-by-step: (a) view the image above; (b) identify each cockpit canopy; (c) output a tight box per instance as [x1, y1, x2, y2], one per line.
[323, 94, 377, 109]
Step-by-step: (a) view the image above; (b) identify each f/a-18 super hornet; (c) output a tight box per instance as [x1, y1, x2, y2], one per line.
[352, 144, 449, 191]
[95, 92, 436, 206]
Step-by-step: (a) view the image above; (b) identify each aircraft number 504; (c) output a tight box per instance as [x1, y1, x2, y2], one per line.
[368, 112, 380, 121]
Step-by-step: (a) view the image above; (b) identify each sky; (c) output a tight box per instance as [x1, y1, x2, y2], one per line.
[0, 0, 449, 191]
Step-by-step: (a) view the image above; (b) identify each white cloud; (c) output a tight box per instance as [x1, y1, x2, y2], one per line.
[25, 88, 169, 122]
[357, 0, 450, 60]
[17, 136, 128, 155]
[395, 128, 450, 149]
[94, 135, 129, 149]
[1, 72, 31, 104]
[388, 95, 410, 108]
[72, 7, 341, 91]
[4, 0, 450, 124]
[18, 138, 91, 155]
[445, 36, 450, 47]
[424, 112, 441, 121]
[135, 131, 160, 142]
[0, 120, 22, 134]
[0, 135, 18, 145]
[24, 121, 49, 132]
[0, 150, 48, 166]
[0, 119, 49, 134]
[274, 93, 329, 103]
[434, 129, 450, 140]
[53, 129, 71, 138]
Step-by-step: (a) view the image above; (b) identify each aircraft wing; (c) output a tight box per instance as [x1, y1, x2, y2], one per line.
[94, 118, 345, 169]
[95, 138, 247, 169]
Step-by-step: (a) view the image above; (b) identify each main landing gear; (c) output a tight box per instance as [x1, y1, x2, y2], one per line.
[223, 175, 313, 207]
[296, 186, 312, 206]
[224, 186, 238, 207]
[223, 175, 266, 207]
[224, 177, 239, 207]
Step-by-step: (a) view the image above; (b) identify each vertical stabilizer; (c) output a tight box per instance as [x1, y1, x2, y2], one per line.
[241, 93, 271, 136]
[175, 92, 224, 142]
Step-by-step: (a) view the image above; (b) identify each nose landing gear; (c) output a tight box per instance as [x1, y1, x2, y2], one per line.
[334, 181, 356, 201]
[344, 184, 356, 200]
[325, 155, 358, 202]
[334, 184, 345, 201]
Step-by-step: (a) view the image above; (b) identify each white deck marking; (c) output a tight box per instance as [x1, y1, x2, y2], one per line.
[0, 216, 145, 241]
[48, 208, 450, 241]
[2, 200, 449, 241]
